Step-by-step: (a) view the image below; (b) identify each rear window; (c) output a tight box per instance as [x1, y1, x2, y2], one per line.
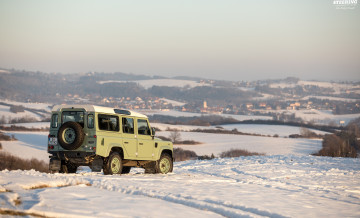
[62, 111, 84, 125]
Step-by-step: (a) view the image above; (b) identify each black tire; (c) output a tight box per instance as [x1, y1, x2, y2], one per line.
[58, 121, 85, 150]
[104, 152, 123, 175]
[156, 153, 173, 174]
[122, 166, 131, 174]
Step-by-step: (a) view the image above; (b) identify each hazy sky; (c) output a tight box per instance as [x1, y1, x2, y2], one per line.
[0, 0, 359, 81]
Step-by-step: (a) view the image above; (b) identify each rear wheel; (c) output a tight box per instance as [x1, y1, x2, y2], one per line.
[156, 153, 173, 174]
[104, 152, 123, 175]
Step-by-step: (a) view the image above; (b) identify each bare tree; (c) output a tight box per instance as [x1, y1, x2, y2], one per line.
[169, 129, 181, 144]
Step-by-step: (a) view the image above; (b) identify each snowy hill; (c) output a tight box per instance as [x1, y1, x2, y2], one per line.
[1, 156, 359, 217]
[0, 121, 359, 217]
[0, 122, 325, 162]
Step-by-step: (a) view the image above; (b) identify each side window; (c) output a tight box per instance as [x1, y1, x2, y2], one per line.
[122, 117, 134, 134]
[137, 119, 151, 135]
[98, 114, 119, 131]
[51, 114, 58, 128]
[88, 114, 94, 129]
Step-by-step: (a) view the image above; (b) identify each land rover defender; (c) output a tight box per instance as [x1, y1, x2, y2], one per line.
[48, 105, 173, 174]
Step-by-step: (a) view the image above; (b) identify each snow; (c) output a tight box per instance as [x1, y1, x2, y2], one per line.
[0, 118, 359, 217]
[269, 81, 360, 95]
[1, 131, 49, 162]
[160, 98, 186, 107]
[303, 95, 359, 102]
[0, 99, 51, 112]
[165, 131, 323, 156]
[141, 109, 273, 121]
[283, 109, 360, 126]
[1, 156, 359, 217]
[152, 122, 329, 137]
[219, 124, 329, 137]
[98, 79, 210, 89]
[0, 105, 43, 122]
[2, 122, 50, 129]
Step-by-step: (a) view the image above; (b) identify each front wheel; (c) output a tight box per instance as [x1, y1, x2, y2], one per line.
[156, 154, 173, 174]
[104, 152, 123, 175]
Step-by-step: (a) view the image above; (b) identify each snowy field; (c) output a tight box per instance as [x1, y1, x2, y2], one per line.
[141, 109, 273, 121]
[281, 110, 360, 126]
[1, 120, 359, 217]
[0, 105, 43, 122]
[269, 81, 360, 95]
[1, 156, 359, 217]
[0, 122, 326, 161]
[98, 79, 210, 89]
[0, 99, 51, 112]
[166, 132, 322, 156]
[0, 131, 49, 162]
[2, 122, 50, 129]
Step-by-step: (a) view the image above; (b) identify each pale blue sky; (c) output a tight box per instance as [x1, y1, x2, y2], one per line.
[0, 0, 359, 81]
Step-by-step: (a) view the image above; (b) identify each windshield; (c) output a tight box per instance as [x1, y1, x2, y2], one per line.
[62, 111, 84, 125]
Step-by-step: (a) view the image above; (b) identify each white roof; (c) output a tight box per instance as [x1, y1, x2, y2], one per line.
[51, 104, 147, 118]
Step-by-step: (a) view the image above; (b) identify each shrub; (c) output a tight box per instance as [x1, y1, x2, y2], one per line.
[0, 125, 49, 132]
[9, 105, 25, 113]
[156, 136, 171, 141]
[8, 116, 37, 124]
[0, 131, 12, 141]
[173, 147, 198, 161]
[219, 149, 265, 158]
[198, 153, 215, 160]
[313, 134, 357, 158]
[157, 135, 201, 145]
[0, 152, 49, 173]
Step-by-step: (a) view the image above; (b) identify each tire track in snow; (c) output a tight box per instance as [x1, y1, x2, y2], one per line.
[91, 180, 288, 218]
[187, 167, 360, 206]
[229, 168, 360, 205]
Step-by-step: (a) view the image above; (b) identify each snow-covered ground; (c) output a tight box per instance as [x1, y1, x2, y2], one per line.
[98, 79, 210, 89]
[166, 132, 322, 156]
[302, 95, 359, 102]
[280, 109, 360, 126]
[1, 119, 359, 217]
[0, 105, 43, 122]
[0, 122, 325, 161]
[0, 99, 51, 112]
[0, 131, 49, 162]
[1, 156, 359, 217]
[2, 122, 50, 129]
[141, 109, 273, 121]
[269, 81, 360, 95]
[218, 124, 328, 137]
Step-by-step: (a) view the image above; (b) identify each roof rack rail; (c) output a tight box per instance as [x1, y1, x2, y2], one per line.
[114, 109, 131, 115]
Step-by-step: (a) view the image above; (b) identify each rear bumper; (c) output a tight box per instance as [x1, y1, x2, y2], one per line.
[49, 151, 96, 164]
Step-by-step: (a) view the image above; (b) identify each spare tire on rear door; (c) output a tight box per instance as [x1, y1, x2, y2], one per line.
[58, 121, 85, 150]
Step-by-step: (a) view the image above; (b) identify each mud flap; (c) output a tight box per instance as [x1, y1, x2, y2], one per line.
[49, 158, 61, 172]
